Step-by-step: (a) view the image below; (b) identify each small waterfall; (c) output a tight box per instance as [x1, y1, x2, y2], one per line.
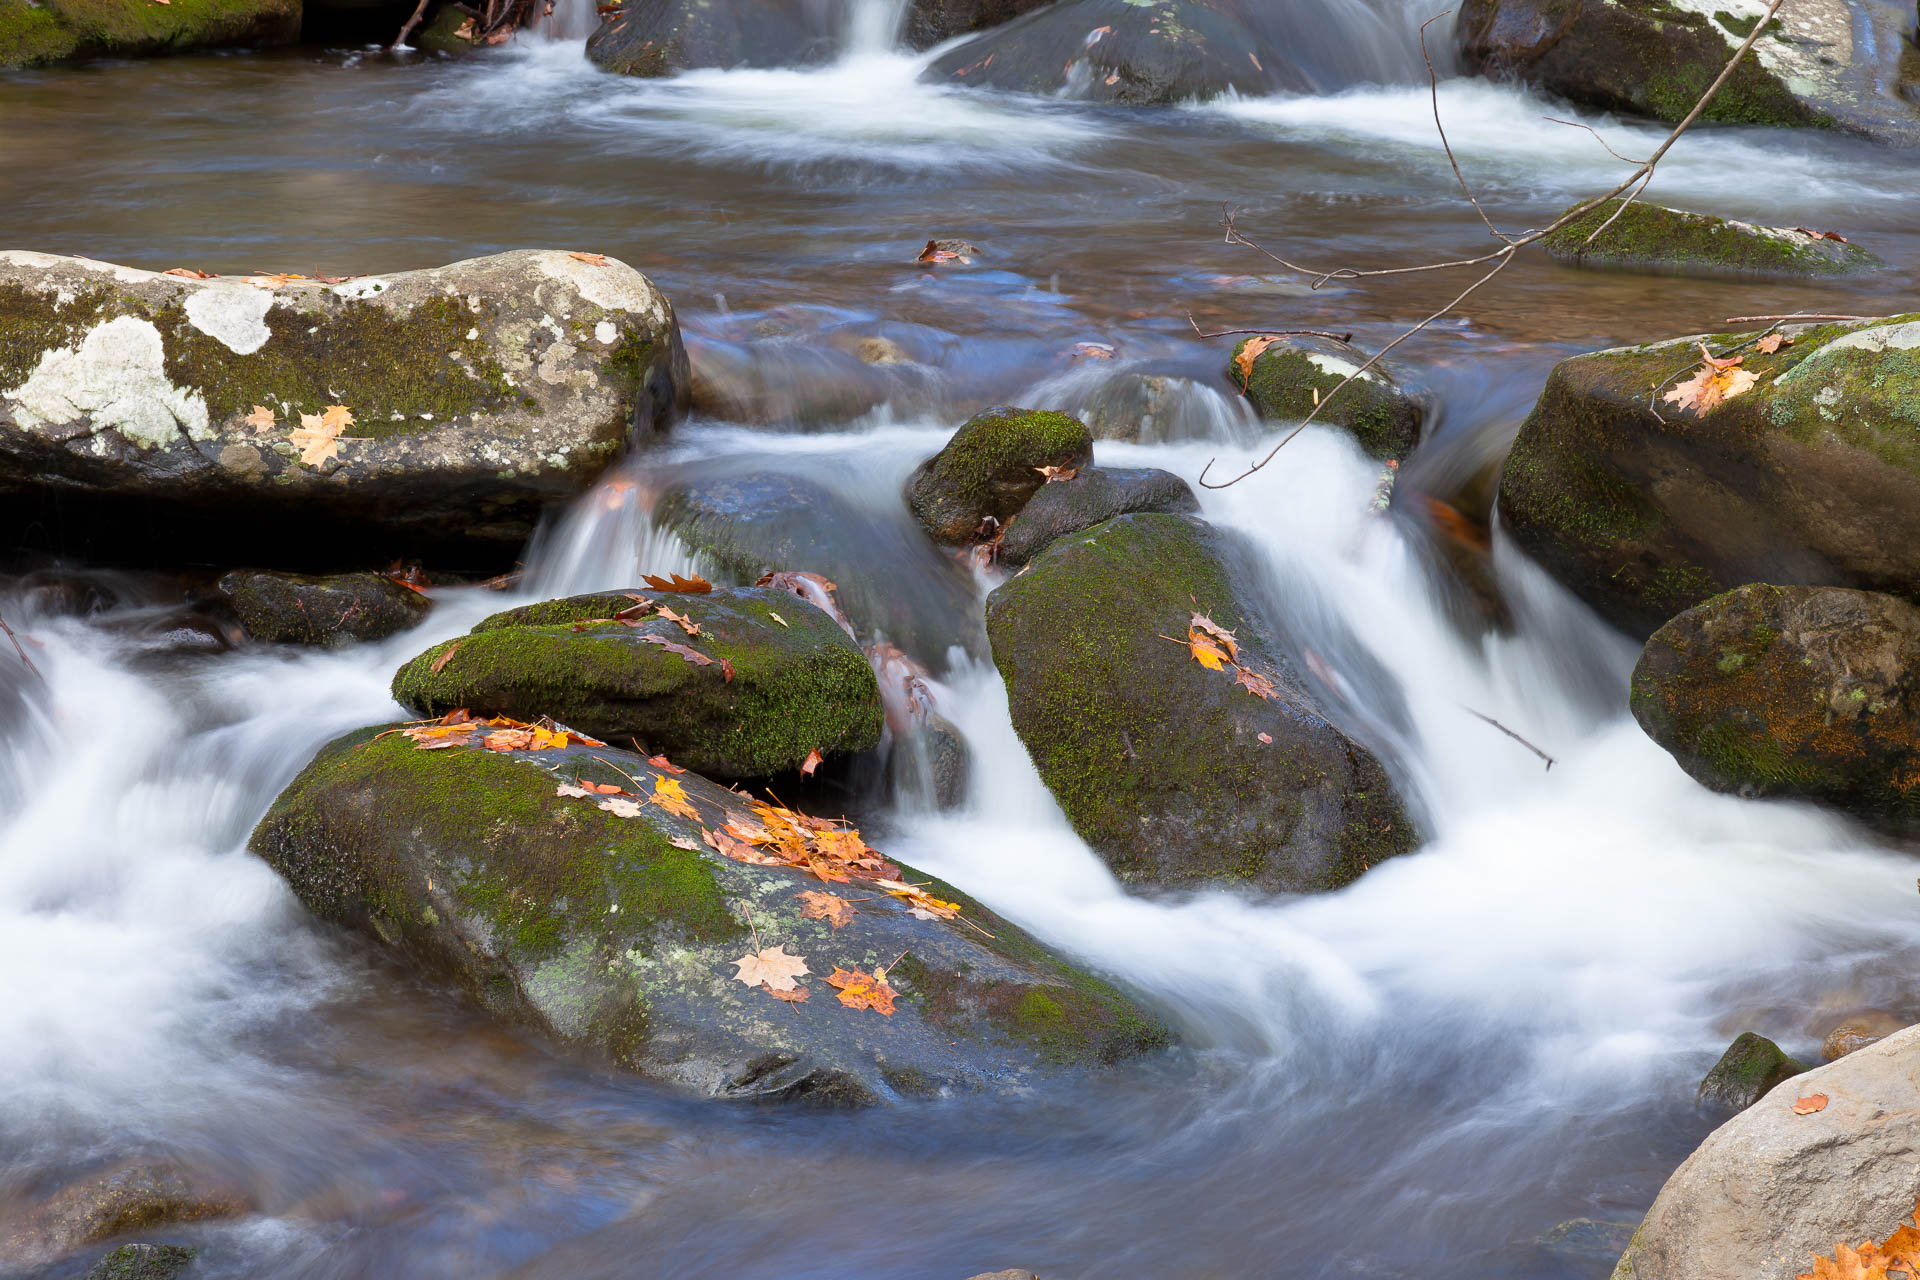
[842, 0, 907, 57]
[534, 0, 599, 41]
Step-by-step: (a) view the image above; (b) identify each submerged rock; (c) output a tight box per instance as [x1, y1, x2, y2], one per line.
[1611, 1024, 1920, 1280]
[1541, 200, 1880, 279]
[1229, 335, 1421, 460]
[0, 0, 299, 68]
[986, 512, 1413, 894]
[1697, 1031, 1807, 1110]
[1, 1161, 248, 1269]
[998, 466, 1198, 567]
[654, 467, 983, 664]
[0, 250, 688, 570]
[1629, 584, 1920, 830]
[907, 406, 1094, 545]
[217, 569, 430, 647]
[1823, 1011, 1907, 1062]
[84, 1243, 197, 1280]
[1457, 0, 1920, 142]
[1496, 314, 1920, 637]
[392, 587, 882, 779]
[250, 729, 1171, 1104]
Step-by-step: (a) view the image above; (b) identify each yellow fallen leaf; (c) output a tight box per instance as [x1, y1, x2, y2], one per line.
[1233, 334, 1281, 391]
[244, 405, 276, 431]
[650, 774, 699, 821]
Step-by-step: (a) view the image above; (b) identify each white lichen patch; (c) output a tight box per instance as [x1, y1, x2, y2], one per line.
[533, 251, 670, 325]
[331, 278, 390, 300]
[9, 316, 210, 447]
[1776, 320, 1920, 388]
[184, 283, 276, 355]
[1306, 353, 1384, 382]
[538, 341, 580, 384]
[594, 320, 617, 345]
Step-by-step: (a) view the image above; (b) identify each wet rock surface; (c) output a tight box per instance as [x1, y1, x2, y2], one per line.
[1497, 314, 1920, 637]
[1541, 200, 1881, 279]
[997, 466, 1198, 567]
[907, 406, 1094, 545]
[1630, 584, 1920, 831]
[82, 1243, 197, 1280]
[392, 587, 882, 779]
[0, 250, 688, 570]
[250, 729, 1171, 1105]
[0, 1161, 247, 1270]
[1229, 335, 1421, 460]
[217, 569, 430, 646]
[986, 512, 1414, 894]
[1697, 1031, 1807, 1110]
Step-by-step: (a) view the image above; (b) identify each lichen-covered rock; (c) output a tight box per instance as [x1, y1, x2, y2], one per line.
[217, 569, 430, 647]
[0, 1161, 248, 1269]
[84, 1243, 196, 1280]
[1542, 200, 1881, 279]
[0, 0, 299, 68]
[1697, 1031, 1807, 1110]
[985, 512, 1414, 894]
[249, 729, 1171, 1104]
[392, 587, 881, 779]
[998, 466, 1198, 567]
[1629, 584, 1920, 829]
[1457, 0, 1920, 142]
[1229, 335, 1421, 460]
[0, 250, 688, 569]
[906, 407, 1093, 545]
[654, 467, 983, 665]
[1610, 1024, 1920, 1280]
[1497, 314, 1920, 637]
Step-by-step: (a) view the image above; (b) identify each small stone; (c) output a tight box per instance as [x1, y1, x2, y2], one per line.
[1698, 1031, 1807, 1110]
[1822, 1012, 1907, 1062]
[906, 406, 1094, 545]
[218, 570, 431, 647]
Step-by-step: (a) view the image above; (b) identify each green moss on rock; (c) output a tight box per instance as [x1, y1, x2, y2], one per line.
[0, 0, 299, 66]
[1229, 335, 1421, 460]
[1697, 1030, 1808, 1109]
[907, 406, 1095, 544]
[1541, 200, 1880, 279]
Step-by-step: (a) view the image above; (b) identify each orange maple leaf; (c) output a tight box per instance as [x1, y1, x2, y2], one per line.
[1664, 344, 1759, 414]
[796, 890, 856, 929]
[649, 774, 699, 821]
[1233, 334, 1281, 391]
[641, 572, 712, 594]
[826, 966, 896, 1015]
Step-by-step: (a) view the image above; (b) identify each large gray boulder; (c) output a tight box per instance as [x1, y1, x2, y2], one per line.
[250, 729, 1171, 1104]
[1611, 1024, 1920, 1280]
[0, 250, 688, 569]
[1497, 314, 1920, 637]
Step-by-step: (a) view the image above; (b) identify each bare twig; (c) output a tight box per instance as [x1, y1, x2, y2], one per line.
[1187, 312, 1352, 342]
[389, 0, 433, 48]
[1422, 11, 1515, 246]
[1459, 705, 1555, 771]
[1724, 313, 1873, 324]
[1543, 117, 1649, 166]
[0, 611, 39, 679]
[1198, 0, 1787, 488]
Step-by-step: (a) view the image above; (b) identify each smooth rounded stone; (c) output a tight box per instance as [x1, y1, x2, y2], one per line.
[0, 0, 299, 67]
[1822, 1011, 1907, 1061]
[392, 587, 882, 780]
[997, 466, 1199, 568]
[1609, 1024, 1920, 1280]
[1066, 372, 1249, 445]
[84, 1243, 197, 1280]
[686, 333, 936, 427]
[900, 0, 1047, 48]
[1698, 1031, 1808, 1110]
[1629, 584, 1920, 830]
[1496, 313, 1920, 638]
[907, 406, 1094, 545]
[1542, 200, 1881, 279]
[217, 570, 430, 647]
[1229, 335, 1421, 461]
[411, 5, 487, 53]
[1456, 0, 1920, 143]
[1, 1161, 248, 1269]
[0, 250, 688, 570]
[249, 729, 1171, 1104]
[585, 0, 842, 75]
[985, 512, 1414, 894]
[653, 467, 983, 665]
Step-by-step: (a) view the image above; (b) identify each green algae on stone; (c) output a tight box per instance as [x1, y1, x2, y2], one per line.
[391, 587, 882, 778]
[83, 1244, 196, 1280]
[907, 406, 1094, 544]
[218, 569, 430, 647]
[1541, 200, 1880, 279]
[0, 0, 298, 66]
[1697, 1031, 1807, 1110]
[1229, 335, 1422, 460]
[985, 511, 1413, 894]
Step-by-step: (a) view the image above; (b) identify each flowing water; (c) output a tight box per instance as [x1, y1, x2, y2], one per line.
[5, 9, 1920, 1278]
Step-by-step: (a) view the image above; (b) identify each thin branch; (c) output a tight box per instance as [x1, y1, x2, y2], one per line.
[1459, 705, 1555, 771]
[1187, 312, 1352, 342]
[1422, 11, 1515, 246]
[1724, 313, 1873, 324]
[1543, 116, 1649, 166]
[0, 611, 39, 679]
[1581, 169, 1655, 248]
[390, 0, 433, 49]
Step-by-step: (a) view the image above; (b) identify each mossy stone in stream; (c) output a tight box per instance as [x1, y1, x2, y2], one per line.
[1229, 335, 1421, 460]
[1541, 200, 1880, 279]
[1497, 314, 1920, 638]
[985, 512, 1414, 894]
[1697, 1031, 1808, 1110]
[391, 587, 882, 779]
[0, 0, 298, 67]
[218, 569, 430, 647]
[906, 406, 1094, 544]
[997, 465, 1198, 567]
[248, 729, 1171, 1103]
[84, 1244, 197, 1280]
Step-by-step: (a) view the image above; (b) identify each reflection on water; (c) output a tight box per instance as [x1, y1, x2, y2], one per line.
[3, 20, 1920, 1280]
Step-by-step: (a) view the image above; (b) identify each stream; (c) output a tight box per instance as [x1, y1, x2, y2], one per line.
[5, 6, 1920, 1277]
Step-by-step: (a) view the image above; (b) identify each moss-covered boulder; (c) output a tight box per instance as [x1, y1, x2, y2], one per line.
[392, 587, 881, 779]
[1456, 0, 1920, 141]
[0, 1161, 247, 1270]
[0, 250, 688, 570]
[1629, 584, 1920, 829]
[1542, 200, 1880, 279]
[1497, 314, 1920, 638]
[249, 729, 1171, 1103]
[84, 1243, 197, 1280]
[906, 407, 1093, 546]
[1697, 1031, 1807, 1110]
[985, 512, 1414, 894]
[217, 569, 430, 647]
[1229, 335, 1421, 460]
[654, 466, 982, 665]
[998, 466, 1197, 567]
[0, 0, 299, 68]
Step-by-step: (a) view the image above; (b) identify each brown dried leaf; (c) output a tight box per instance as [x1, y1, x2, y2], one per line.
[800, 748, 823, 777]
[796, 889, 856, 929]
[429, 638, 466, 674]
[826, 966, 896, 1014]
[1035, 464, 1079, 483]
[658, 606, 702, 637]
[163, 267, 213, 279]
[1755, 333, 1790, 354]
[568, 252, 610, 265]
[244, 405, 276, 431]
[637, 634, 716, 669]
[1233, 666, 1279, 700]
[731, 944, 809, 992]
[1663, 362, 1759, 415]
[1233, 335, 1281, 391]
[761, 982, 810, 1002]
[641, 572, 712, 593]
[1190, 612, 1237, 660]
[1793, 1093, 1830, 1115]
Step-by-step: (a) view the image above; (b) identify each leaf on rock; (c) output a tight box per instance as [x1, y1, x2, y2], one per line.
[401, 711, 601, 753]
[290, 413, 342, 467]
[1793, 1093, 1830, 1115]
[557, 784, 592, 799]
[826, 966, 897, 1015]
[648, 754, 685, 774]
[568, 251, 610, 265]
[1664, 345, 1760, 414]
[578, 779, 626, 794]
[1190, 612, 1238, 660]
[917, 240, 968, 265]
[1233, 666, 1279, 700]
[320, 404, 354, 432]
[762, 982, 809, 1002]
[641, 572, 712, 594]
[1233, 335, 1281, 391]
[658, 606, 702, 637]
[1257, 731, 1273, 744]
[244, 405, 276, 431]
[638, 634, 716, 669]
[649, 774, 699, 821]
[1790, 227, 1849, 243]
[1187, 630, 1231, 671]
[1035, 464, 1079, 483]
[801, 749, 823, 777]
[598, 796, 645, 819]
[1755, 333, 1791, 354]
[705, 826, 783, 866]
[164, 267, 213, 279]
[732, 944, 809, 992]
[768, 610, 789, 628]
[796, 890, 856, 929]
[429, 638, 466, 674]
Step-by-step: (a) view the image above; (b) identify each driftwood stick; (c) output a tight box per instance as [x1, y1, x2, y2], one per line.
[1459, 705, 1554, 771]
[390, 0, 434, 48]
[1187, 313, 1353, 343]
[0, 610, 41, 679]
